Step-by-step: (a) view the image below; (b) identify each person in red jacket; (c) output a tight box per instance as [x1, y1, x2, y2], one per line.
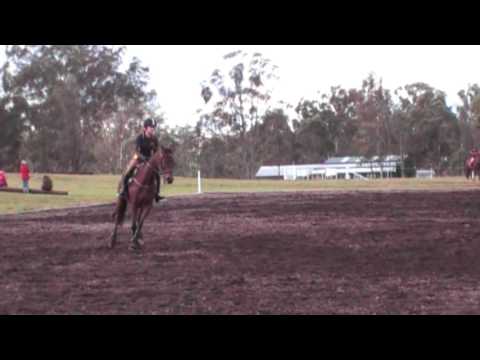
[20, 160, 30, 193]
[0, 170, 7, 188]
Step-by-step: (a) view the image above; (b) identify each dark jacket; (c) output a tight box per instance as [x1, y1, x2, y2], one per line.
[135, 133, 159, 161]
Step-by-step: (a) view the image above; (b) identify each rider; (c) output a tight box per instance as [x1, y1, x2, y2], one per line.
[468, 147, 479, 165]
[119, 118, 163, 202]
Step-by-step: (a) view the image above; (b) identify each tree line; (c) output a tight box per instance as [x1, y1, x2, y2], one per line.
[1, 46, 480, 178]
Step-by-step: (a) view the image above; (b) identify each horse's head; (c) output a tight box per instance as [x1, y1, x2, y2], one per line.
[158, 145, 175, 184]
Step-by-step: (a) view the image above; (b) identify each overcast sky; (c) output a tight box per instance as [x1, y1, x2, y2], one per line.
[2, 45, 480, 128]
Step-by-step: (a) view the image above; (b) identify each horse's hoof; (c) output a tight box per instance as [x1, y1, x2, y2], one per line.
[129, 243, 141, 251]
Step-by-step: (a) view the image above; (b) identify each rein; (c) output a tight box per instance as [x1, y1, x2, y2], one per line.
[132, 153, 170, 188]
[145, 160, 167, 176]
[132, 177, 154, 189]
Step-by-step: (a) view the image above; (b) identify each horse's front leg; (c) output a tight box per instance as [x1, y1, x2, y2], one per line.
[138, 205, 152, 234]
[133, 222, 143, 241]
[133, 205, 153, 247]
[129, 207, 142, 250]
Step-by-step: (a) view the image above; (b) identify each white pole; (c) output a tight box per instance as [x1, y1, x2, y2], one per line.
[197, 170, 202, 194]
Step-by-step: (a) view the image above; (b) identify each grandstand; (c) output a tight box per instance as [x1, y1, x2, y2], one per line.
[256, 155, 402, 180]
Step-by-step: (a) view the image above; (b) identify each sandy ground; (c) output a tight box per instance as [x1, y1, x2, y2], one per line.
[1, 190, 480, 314]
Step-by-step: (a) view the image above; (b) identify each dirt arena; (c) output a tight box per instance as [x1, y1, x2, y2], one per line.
[2, 190, 480, 314]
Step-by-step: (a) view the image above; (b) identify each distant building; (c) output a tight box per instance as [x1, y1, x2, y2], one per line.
[415, 169, 435, 179]
[256, 155, 402, 180]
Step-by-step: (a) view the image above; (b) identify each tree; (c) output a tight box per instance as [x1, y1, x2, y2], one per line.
[294, 84, 363, 162]
[2, 45, 155, 173]
[293, 100, 337, 163]
[0, 94, 29, 170]
[352, 74, 395, 165]
[200, 50, 278, 178]
[393, 83, 460, 173]
[253, 109, 295, 166]
[164, 125, 199, 177]
[199, 136, 231, 178]
[324, 86, 360, 155]
[457, 84, 480, 153]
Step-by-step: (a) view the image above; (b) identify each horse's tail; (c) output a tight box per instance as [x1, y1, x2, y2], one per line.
[112, 197, 128, 225]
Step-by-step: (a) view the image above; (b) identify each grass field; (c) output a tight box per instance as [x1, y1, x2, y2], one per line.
[0, 172, 479, 214]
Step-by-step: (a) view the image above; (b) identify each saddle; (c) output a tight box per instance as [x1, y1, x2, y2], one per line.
[126, 162, 158, 188]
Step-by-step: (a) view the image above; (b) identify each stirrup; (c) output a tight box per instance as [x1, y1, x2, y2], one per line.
[118, 187, 128, 199]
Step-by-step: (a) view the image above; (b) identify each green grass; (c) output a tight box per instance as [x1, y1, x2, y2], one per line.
[0, 172, 479, 214]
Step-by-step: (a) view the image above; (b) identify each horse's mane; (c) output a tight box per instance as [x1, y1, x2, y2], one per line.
[161, 147, 173, 155]
[160, 146, 175, 167]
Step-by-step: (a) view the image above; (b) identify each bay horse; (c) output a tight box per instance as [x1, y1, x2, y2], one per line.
[465, 152, 480, 180]
[109, 146, 175, 250]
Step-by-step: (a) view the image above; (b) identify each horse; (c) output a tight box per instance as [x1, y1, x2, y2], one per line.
[465, 153, 480, 180]
[109, 146, 175, 250]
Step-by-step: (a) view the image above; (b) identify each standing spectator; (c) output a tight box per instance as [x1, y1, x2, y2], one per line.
[0, 170, 7, 188]
[20, 160, 30, 193]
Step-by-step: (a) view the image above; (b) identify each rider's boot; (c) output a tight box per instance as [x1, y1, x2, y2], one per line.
[119, 173, 132, 199]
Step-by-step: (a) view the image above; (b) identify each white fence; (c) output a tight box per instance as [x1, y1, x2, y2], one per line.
[416, 169, 435, 179]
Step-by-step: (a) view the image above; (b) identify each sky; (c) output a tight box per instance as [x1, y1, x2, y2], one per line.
[2, 45, 480, 128]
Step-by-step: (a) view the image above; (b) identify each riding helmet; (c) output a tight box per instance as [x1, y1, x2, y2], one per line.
[143, 118, 156, 128]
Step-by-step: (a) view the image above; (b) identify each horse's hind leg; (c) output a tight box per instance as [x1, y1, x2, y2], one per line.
[136, 206, 152, 242]
[109, 196, 129, 249]
[109, 205, 121, 249]
[132, 222, 143, 244]
[109, 222, 119, 249]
